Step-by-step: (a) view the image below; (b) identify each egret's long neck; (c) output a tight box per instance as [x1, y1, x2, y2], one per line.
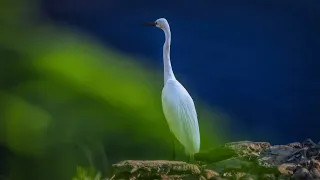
[163, 27, 175, 84]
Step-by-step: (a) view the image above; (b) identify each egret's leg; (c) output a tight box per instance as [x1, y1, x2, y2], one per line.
[172, 140, 176, 160]
[171, 134, 176, 160]
[187, 153, 196, 164]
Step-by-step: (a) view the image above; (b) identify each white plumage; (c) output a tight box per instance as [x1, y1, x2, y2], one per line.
[145, 18, 200, 160]
[162, 79, 200, 157]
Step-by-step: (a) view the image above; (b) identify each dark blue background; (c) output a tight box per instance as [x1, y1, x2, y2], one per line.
[41, 0, 320, 144]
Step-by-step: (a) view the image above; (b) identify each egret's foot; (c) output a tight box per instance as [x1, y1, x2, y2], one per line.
[171, 148, 176, 160]
[187, 154, 196, 164]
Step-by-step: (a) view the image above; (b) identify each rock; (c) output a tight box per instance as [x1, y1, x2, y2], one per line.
[240, 174, 258, 180]
[110, 140, 320, 180]
[260, 174, 276, 180]
[306, 147, 320, 159]
[302, 139, 316, 148]
[287, 142, 302, 149]
[277, 174, 290, 180]
[314, 144, 320, 148]
[205, 157, 252, 174]
[220, 171, 247, 180]
[202, 169, 219, 179]
[277, 163, 298, 175]
[195, 146, 237, 163]
[111, 160, 202, 180]
[285, 148, 309, 164]
[224, 141, 271, 158]
[221, 172, 233, 178]
[210, 177, 228, 180]
[309, 168, 320, 180]
[259, 145, 298, 166]
[234, 172, 246, 179]
[211, 177, 228, 180]
[292, 167, 312, 180]
[308, 159, 320, 179]
[310, 159, 320, 169]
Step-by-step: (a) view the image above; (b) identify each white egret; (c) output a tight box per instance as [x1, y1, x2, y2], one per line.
[144, 18, 200, 162]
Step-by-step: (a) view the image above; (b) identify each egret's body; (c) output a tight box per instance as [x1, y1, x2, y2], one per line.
[145, 18, 200, 161]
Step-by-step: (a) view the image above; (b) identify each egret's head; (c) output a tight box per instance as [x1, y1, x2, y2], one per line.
[143, 18, 169, 30]
[155, 18, 169, 29]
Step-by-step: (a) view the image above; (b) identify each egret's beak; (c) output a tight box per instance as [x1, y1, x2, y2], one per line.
[142, 22, 156, 26]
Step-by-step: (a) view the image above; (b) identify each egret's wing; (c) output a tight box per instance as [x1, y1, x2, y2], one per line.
[162, 80, 200, 154]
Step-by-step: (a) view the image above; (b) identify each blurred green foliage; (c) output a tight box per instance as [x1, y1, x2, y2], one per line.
[72, 166, 102, 180]
[0, 0, 230, 179]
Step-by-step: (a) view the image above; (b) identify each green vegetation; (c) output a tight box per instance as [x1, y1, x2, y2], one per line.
[72, 167, 102, 180]
[0, 0, 230, 179]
